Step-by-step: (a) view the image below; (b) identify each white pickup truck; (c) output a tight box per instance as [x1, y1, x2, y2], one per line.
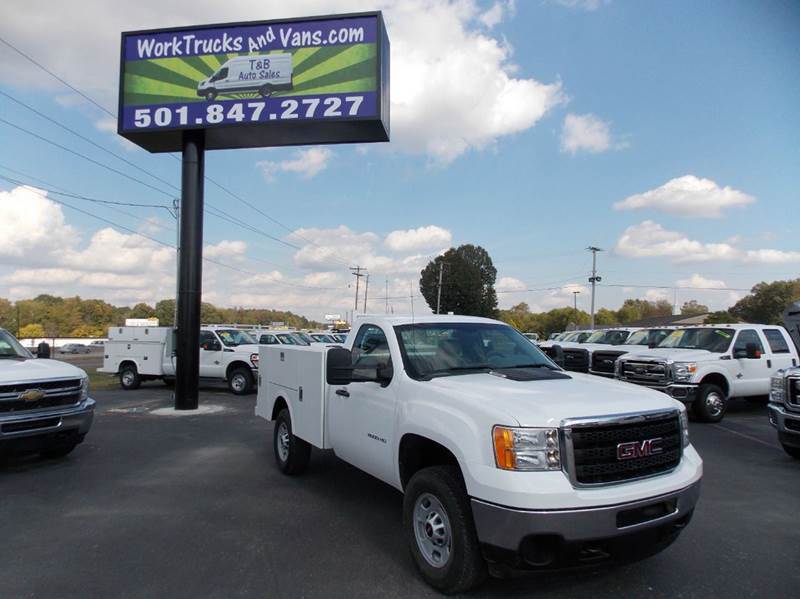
[99, 325, 260, 394]
[256, 315, 702, 593]
[1, 327, 94, 458]
[616, 324, 799, 422]
[769, 366, 800, 459]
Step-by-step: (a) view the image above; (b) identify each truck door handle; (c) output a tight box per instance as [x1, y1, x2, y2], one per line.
[767, 359, 772, 368]
[335, 389, 350, 397]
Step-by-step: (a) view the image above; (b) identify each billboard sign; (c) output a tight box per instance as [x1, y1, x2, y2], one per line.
[118, 12, 389, 152]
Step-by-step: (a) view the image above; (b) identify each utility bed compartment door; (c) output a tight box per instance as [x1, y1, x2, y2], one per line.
[258, 345, 327, 448]
[100, 340, 164, 376]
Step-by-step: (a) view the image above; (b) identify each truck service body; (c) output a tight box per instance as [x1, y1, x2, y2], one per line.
[99, 325, 260, 394]
[616, 324, 798, 422]
[256, 315, 701, 593]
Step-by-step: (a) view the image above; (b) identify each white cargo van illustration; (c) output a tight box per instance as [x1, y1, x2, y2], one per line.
[197, 54, 293, 100]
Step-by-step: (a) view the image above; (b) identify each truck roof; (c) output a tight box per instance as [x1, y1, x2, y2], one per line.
[353, 314, 504, 327]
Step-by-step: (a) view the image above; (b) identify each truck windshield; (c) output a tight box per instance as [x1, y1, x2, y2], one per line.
[657, 328, 734, 352]
[216, 329, 256, 347]
[395, 323, 557, 380]
[0, 330, 33, 359]
[627, 329, 671, 346]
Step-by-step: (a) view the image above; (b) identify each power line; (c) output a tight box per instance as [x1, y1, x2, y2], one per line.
[0, 88, 180, 192]
[0, 35, 116, 118]
[599, 283, 752, 292]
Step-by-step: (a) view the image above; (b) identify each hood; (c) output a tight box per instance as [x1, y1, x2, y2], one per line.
[231, 344, 260, 354]
[423, 371, 681, 428]
[0, 358, 87, 382]
[621, 348, 715, 363]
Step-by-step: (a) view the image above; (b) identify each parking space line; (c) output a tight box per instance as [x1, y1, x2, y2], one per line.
[710, 423, 781, 451]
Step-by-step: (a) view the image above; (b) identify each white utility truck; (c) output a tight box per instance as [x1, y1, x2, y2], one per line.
[99, 326, 259, 394]
[197, 54, 293, 100]
[256, 315, 702, 593]
[616, 324, 799, 422]
[769, 366, 800, 459]
[1, 327, 94, 458]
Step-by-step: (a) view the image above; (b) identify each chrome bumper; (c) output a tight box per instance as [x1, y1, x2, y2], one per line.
[0, 398, 95, 440]
[768, 403, 800, 446]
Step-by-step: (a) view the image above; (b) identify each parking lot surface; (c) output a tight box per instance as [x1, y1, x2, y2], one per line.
[2, 387, 798, 598]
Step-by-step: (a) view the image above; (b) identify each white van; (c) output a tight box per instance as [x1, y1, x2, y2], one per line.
[197, 54, 293, 100]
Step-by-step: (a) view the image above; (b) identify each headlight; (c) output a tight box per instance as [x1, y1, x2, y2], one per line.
[493, 426, 561, 471]
[679, 408, 690, 448]
[672, 362, 697, 382]
[770, 373, 785, 403]
[80, 376, 89, 401]
[250, 352, 259, 368]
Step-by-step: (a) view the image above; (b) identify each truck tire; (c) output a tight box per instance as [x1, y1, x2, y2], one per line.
[204, 90, 218, 101]
[782, 444, 800, 460]
[258, 84, 273, 98]
[120, 364, 141, 390]
[273, 408, 311, 475]
[692, 383, 727, 422]
[228, 367, 254, 395]
[403, 465, 487, 594]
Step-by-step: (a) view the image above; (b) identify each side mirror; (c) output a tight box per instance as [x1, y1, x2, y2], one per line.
[37, 342, 51, 359]
[550, 344, 565, 368]
[377, 362, 394, 387]
[202, 341, 221, 351]
[327, 347, 353, 386]
[746, 342, 761, 359]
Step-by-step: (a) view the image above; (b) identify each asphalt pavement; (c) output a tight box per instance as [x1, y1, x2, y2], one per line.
[1, 387, 798, 598]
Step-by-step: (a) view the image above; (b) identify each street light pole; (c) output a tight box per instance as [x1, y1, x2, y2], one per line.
[573, 290, 579, 312]
[587, 246, 603, 330]
[436, 261, 444, 315]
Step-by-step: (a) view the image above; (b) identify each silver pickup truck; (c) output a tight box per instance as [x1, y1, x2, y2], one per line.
[0, 327, 95, 458]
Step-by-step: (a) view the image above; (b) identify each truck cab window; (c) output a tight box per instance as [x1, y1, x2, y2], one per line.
[351, 325, 393, 381]
[199, 331, 218, 351]
[211, 67, 228, 82]
[734, 329, 764, 356]
[260, 334, 279, 345]
[764, 329, 790, 354]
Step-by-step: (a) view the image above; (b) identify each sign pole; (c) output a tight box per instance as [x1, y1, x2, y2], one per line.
[175, 130, 205, 410]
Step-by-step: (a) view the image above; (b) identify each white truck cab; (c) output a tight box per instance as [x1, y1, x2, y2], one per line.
[99, 325, 260, 394]
[256, 315, 701, 593]
[616, 324, 799, 422]
[589, 328, 675, 377]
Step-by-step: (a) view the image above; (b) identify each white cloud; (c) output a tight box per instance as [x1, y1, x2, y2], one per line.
[496, 276, 527, 292]
[0, 186, 77, 259]
[615, 220, 800, 264]
[551, 0, 608, 10]
[560, 113, 623, 155]
[384, 225, 452, 252]
[204, 240, 247, 260]
[480, 1, 515, 28]
[613, 175, 756, 218]
[0, 0, 564, 165]
[257, 148, 333, 181]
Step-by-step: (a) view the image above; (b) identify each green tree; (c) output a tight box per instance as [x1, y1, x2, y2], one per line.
[19, 323, 45, 338]
[705, 310, 738, 324]
[681, 300, 709, 316]
[730, 279, 800, 324]
[128, 303, 156, 319]
[0, 298, 15, 331]
[154, 299, 176, 325]
[419, 244, 498, 317]
[70, 324, 105, 337]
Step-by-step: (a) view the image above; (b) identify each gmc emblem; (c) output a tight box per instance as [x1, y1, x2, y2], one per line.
[617, 437, 663, 460]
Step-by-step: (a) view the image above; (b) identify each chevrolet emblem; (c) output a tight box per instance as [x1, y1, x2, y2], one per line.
[19, 389, 46, 403]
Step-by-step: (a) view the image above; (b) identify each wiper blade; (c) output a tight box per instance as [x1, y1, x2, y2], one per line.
[423, 365, 491, 379]
[497, 364, 556, 370]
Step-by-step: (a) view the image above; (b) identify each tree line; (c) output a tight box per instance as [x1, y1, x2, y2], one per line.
[418, 245, 800, 337]
[0, 295, 323, 338]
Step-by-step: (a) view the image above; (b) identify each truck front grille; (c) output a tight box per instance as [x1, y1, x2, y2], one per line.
[620, 360, 668, 386]
[788, 377, 800, 411]
[562, 348, 590, 373]
[591, 351, 626, 375]
[564, 411, 682, 486]
[0, 379, 83, 414]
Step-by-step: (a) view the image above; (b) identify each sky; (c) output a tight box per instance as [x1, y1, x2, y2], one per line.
[0, 0, 798, 322]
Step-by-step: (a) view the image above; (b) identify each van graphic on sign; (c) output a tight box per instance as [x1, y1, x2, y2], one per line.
[197, 54, 293, 100]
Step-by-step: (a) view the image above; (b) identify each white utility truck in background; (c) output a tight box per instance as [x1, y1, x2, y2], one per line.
[256, 315, 702, 593]
[99, 326, 260, 394]
[616, 324, 799, 422]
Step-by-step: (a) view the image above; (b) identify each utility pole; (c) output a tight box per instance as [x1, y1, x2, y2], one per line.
[436, 262, 444, 315]
[573, 290, 580, 312]
[587, 246, 604, 330]
[350, 266, 366, 314]
[363, 274, 370, 313]
[173, 197, 180, 327]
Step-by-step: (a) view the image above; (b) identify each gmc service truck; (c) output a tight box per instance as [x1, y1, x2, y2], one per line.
[256, 315, 702, 593]
[99, 325, 260, 394]
[616, 324, 798, 422]
[1, 327, 94, 458]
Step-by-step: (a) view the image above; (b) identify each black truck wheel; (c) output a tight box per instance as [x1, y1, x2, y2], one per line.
[403, 465, 487, 594]
[228, 367, 254, 395]
[119, 364, 141, 390]
[692, 383, 727, 422]
[273, 409, 311, 475]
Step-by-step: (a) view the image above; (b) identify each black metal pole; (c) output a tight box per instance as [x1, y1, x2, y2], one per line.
[175, 130, 205, 410]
